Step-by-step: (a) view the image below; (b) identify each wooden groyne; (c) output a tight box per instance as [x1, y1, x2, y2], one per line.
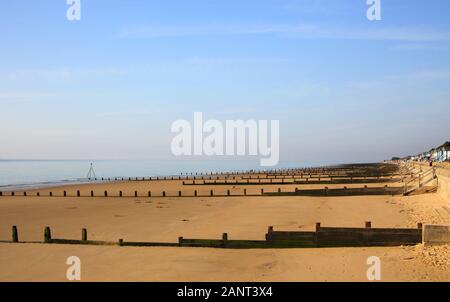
[2, 222, 423, 249]
[0, 185, 405, 198]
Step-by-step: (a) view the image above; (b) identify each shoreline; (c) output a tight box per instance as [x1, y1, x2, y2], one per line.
[0, 160, 345, 191]
[0, 162, 448, 281]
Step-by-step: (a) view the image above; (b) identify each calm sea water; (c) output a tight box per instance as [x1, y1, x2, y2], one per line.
[0, 159, 332, 190]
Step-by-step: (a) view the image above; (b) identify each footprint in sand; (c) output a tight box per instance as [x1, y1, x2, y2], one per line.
[259, 261, 276, 270]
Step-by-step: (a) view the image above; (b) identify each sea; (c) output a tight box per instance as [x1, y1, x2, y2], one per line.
[0, 159, 336, 191]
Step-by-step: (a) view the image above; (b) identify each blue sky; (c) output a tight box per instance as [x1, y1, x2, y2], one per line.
[1, 0, 450, 164]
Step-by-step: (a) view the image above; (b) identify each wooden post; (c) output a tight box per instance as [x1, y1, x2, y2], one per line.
[148, 191, 151, 197]
[268, 226, 274, 233]
[23, 192, 27, 196]
[179, 191, 182, 197]
[244, 189, 247, 196]
[135, 191, 138, 197]
[365, 221, 372, 228]
[315, 223, 321, 232]
[91, 190, 94, 197]
[104, 190, 108, 197]
[37, 192, 40, 196]
[162, 191, 166, 197]
[178, 236, 183, 247]
[261, 188, 264, 195]
[44, 226, 52, 243]
[64, 191, 67, 197]
[417, 223, 423, 230]
[222, 233, 228, 247]
[12, 226, 18, 243]
[118, 239, 123, 246]
[227, 190, 230, 196]
[77, 190, 80, 197]
[194, 190, 197, 197]
[210, 190, 213, 196]
[49, 192, 52, 197]
[119, 191, 123, 197]
[0, 191, 2, 196]
[82, 228, 87, 241]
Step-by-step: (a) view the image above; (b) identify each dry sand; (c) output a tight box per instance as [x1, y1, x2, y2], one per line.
[0, 179, 449, 282]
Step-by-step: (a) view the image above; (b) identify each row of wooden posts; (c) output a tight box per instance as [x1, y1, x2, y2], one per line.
[0, 185, 396, 198]
[7, 221, 424, 248]
[96, 173, 375, 182]
[1, 188, 284, 198]
[182, 177, 398, 185]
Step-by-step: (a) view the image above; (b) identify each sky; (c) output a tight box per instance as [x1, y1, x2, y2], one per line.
[1, 0, 450, 164]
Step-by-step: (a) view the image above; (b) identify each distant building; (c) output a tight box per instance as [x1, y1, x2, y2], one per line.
[430, 148, 438, 162]
[436, 142, 450, 162]
[405, 141, 450, 163]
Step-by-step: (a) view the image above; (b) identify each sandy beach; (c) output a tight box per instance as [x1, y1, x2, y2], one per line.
[0, 167, 449, 282]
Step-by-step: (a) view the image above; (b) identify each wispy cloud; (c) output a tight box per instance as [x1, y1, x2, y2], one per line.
[5, 68, 128, 81]
[118, 24, 450, 42]
[389, 43, 450, 52]
[385, 70, 450, 81]
[281, 0, 359, 15]
[345, 69, 450, 95]
[0, 91, 113, 103]
[117, 24, 297, 38]
[0, 91, 64, 102]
